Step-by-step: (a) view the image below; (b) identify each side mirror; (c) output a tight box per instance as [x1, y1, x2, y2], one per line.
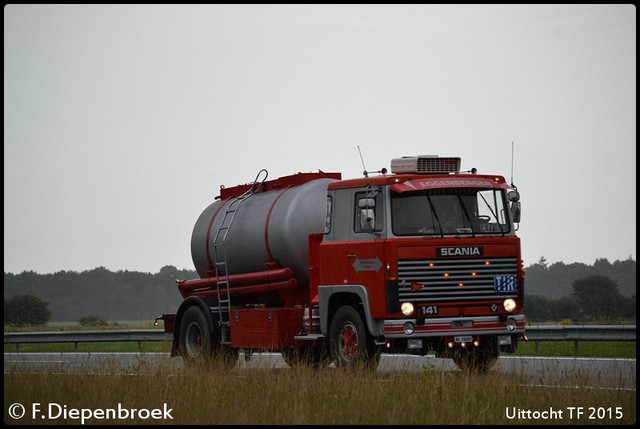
[507, 190, 520, 202]
[360, 209, 375, 231]
[510, 201, 521, 223]
[358, 198, 376, 209]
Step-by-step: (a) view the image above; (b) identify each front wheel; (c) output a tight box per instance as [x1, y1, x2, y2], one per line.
[281, 347, 316, 368]
[329, 306, 380, 370]
[281, 339, 331, 369]
[450, 336, 500, 373]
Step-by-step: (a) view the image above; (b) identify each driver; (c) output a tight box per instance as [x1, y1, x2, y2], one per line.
[437, 203, 461, 233]
[417, 200, 461, 234]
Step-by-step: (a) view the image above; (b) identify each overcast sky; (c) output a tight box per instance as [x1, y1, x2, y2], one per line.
[4, 4, 636, 275]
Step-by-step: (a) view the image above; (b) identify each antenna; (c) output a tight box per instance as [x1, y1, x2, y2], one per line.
[356, 146, 388, 177]
[357, 145, 368, 177]
[510, 141, 518, 190]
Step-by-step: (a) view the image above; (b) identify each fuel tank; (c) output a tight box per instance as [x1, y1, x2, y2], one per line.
[190, 172, 340, 286]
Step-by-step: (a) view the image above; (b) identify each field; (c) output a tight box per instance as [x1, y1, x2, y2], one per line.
[4, 360, 636, 425]
[4, 322, 636, 425]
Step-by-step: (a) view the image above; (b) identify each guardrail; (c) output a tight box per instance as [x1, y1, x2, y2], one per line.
[524, 324, 636, 353]
[3, 325, 636, 352]
[524, 325, 636, 341]
[4, 329, 168, 351]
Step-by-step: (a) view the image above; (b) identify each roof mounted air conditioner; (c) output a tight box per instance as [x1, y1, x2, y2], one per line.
[390, 155, 461, 174]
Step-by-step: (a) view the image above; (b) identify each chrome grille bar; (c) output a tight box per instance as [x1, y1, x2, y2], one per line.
[398, 257, 518, 302]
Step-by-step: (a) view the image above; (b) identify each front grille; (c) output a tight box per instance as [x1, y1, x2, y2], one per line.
[398, 257, 518, 302]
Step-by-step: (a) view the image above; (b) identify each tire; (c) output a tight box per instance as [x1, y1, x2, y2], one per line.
[281, 347, 313, 368]
[281, 340, 331, 369]
[179, 306, 238, 369]
[180, 306, 212, 362]
[329, 306, 381, 370]
[451, 336, 500, 373]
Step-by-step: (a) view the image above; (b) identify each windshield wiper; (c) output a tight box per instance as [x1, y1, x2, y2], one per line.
[456, 195, 476, 237]
[425, 195, 445, 237]
[478, 192, 506, 236]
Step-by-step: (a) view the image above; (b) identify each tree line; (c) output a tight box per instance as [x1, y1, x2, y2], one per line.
[4, 265, 189, 325]
[3, 257, 636, 326]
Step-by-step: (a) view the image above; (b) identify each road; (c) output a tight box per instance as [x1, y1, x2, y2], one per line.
[4, 352, 636, 390]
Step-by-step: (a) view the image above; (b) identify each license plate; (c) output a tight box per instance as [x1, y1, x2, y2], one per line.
[454, 335, 473, 343]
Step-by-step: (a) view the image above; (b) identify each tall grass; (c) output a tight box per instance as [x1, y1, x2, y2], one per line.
[4, 321, 636, 424]
[4, 361, 636, 425]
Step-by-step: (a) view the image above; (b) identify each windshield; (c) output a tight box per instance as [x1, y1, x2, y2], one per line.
[391, 188, 510, 236]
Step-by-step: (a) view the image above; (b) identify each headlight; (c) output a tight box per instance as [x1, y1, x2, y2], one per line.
[503, 298, 516, 313]
[401, 302, 414, 316]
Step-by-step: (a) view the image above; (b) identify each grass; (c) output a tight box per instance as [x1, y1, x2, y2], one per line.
[4, 362, 636, 425]
[4, 322, 636, 424]
[5, 320, 160, 332]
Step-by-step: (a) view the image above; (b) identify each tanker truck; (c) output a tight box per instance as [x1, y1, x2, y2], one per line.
[157, 155, 526, 372]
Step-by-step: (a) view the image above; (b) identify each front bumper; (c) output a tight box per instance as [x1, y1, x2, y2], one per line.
[383, 314, 525, 338]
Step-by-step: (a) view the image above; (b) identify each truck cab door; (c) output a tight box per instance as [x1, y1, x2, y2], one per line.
[317, 190, 350, 285]
[344, 191, 387, 319]
[319, 189, 387, 305]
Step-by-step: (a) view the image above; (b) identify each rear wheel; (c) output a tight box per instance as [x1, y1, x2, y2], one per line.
[179, 306, 238, 369]
[329, 306, 380, 370]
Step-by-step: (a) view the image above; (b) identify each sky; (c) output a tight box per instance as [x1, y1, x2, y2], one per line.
[4, 4, 636, 275]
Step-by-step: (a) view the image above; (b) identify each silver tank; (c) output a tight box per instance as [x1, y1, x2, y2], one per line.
[191, 177, 336, 286]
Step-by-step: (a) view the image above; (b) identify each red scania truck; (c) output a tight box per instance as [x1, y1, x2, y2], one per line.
[158, 155, 525, 372]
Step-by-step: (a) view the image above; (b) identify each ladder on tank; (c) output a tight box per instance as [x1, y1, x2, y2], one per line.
[212, 169, 268, 345]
